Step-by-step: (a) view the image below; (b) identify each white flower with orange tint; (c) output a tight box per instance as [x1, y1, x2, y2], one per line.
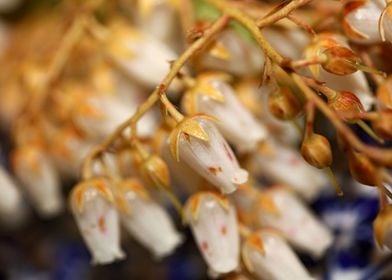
[182, 72, 268, 152]
[379, 3, 392, 43]
[184, 192, 240, 274]
[254, 188, 333, 258]
[107, 19, 182, 92]
[115, 179, 183, 258]
[242, 230, 313, 280]
[169, 115, 248, 194]
[342, 0, 384, 44]
[0, 166, 26, 226]
[251, 140, 328, 201]
[70, 178, 125, 265]
[12, 145, 63, 218]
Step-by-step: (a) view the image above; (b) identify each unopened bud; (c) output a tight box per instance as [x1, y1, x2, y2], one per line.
[301, 134, 332, 169]
[328, 91, 364, 122]
[268, 87, 302, 120]
[348, 151, 380, 186]
[322, 46, 361, 76]
[140, 155, 171, 190]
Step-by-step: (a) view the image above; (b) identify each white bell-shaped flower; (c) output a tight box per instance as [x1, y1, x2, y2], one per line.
[342, 0, 385, 44]
[115, 179, 183, 258]
[182, 73, 268, 152]
[199, 30, 265, 76]
[0, 166, 26, 226]
[242, 230, 313, 280]
[12, 145, 63, 218]
[169, 115, 248, 194]
[251, 140, 328, 201]
[254, 188, 333, 257]
[107, 19, 182, 91]
[184, 191, 240, 274]
[70, 177, 125, 265]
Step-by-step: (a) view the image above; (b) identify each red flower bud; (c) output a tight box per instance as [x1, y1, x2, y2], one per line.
[328, 91, 364, 122]
[348, 151, 380, 186]
[301, 134, 332, 169]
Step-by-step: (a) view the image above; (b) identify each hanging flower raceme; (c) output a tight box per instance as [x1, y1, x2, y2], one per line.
[114, 178, 183, 258]
[12, 144, 63, 218]
[242, 230, 313, 280]
[70, 177, 125, 265]
[342, 0, 385, 44]
[181, 72, 268, 152]
[183, 191, 240, 274]
[254, 187, 333, 258]
[169, 115, 248, 194]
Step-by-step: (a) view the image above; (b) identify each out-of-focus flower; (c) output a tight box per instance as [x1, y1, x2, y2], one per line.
[107, 19, 182, 91]
[0, 0, 21, 13]
[70, 177, 125, 265]
[115, 178, 183, 258]
[169, 115, 248, 194]
[342, 0, 385, 44]
[0, 166, 26, 226]
[242, 230, 313, 280]
[380, 4, 392, 42]
[377, 75, 392, 110]
[254, 187, 333, 257]
[12, 145, 63, 218]
[198, 30, 265, 76]
[182, 72, 268, 152]
[184, 191, 240, 274]
[373, 204, 392, 250]
[250, 140, 328, 201]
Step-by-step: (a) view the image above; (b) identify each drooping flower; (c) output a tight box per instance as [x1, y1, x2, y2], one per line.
[254, 187, 333, 258]
[183, 191, 240, 274]
[242, 230, 313, 280]
[182, 72, 268, 152]
[115, 179, 183, 258]
[12, 145, 63, 218]
[70, 177, 125, 265]
[169, 115, 248, 194]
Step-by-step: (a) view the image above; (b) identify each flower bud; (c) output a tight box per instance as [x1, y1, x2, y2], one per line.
[139, 154, 171, 190]
[242, 230, 313, 280]
[182, 72, 268, 152]
[372, 111, 392, 140]
[328, 91, 364, 122]
[115, 179, 183, 258]
[342, 0, 384, 44]
[348, 151, 381, 186]
[322, 46, 361, 76]
[301, 134, 332, 169]
[169, 115, 248, 194]
[377, 75, 392, 110]
[373, 205, 392, 249]
[255, 188, 333, 257]
[12, 145, 63, 218]
[184, 191, 240, 274]
[267, 87, 302, 120]
[70, 178, 125, 264]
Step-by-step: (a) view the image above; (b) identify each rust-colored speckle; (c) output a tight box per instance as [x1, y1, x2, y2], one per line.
[201, 241, 209, 252]
[220, 225, 227, 236]
[208, 166, 222, 176]
[98, 215, 107, 234]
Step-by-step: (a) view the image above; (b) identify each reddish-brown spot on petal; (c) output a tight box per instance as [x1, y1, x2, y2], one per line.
[201, 241, 209, 252]
[208, 166, 222, 175]
[220, 225, 227, 236]
[183, 132, 191, 142]
[98, 215, 107, 234]
[288, 155, 301, 166]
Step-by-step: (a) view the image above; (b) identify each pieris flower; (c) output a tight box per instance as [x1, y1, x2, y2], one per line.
[169, 115, 248, 194]
[0, 166, 26, 226]
[242, 230, 313, 280]
[182, 72, 268, 152]
[12, 145, 63, 218]
[379, 4, 392, 43]
[115, 179, 183, 258]
[342, 0, 385, 44]
[255, 188, 333, 257]
[107, 20, 182, 91]
[250, 140, 328, 201]
[199, 30, 265, 76]
[184, 191, 240, 274]
[70, 178, 125, 264]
